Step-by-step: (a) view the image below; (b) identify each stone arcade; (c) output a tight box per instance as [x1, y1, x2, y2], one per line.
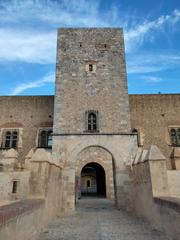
[0, 28, 180, 240]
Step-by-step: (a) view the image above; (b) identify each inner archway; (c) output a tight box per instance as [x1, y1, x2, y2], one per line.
[81, 162, 106, 197]
[75, 146, 115, 201]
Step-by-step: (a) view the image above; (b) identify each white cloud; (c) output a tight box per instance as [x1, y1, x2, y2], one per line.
[0, 0, 117, 64]
[139, 76, 163, 83]
[127, 52, 180, 74]
[10, 72, 55, 95]
[0, 0, 111, 27]
[0, 0, 179, 75]
[0, 29, 56, 64]
[125, 9, 180, 52]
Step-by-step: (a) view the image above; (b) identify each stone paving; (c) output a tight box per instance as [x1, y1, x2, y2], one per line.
[37, 198, 169, 240]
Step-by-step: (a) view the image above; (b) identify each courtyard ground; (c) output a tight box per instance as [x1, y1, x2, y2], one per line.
[37, 198, 169, 240]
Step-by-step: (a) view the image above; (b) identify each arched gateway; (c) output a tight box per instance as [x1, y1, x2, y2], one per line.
[75, 146, 115, 201]
[81, 162, 106, 197]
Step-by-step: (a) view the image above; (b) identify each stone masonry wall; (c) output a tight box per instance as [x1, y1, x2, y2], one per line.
[0, 94, 179, 163]
[129, 94, 180, 167]
[53, 28, 131, 134]
[52, 134, 137, 211]
[129, 145, 180, 240]
[0, 96, 54, 161]
[75, 146, 115, 200]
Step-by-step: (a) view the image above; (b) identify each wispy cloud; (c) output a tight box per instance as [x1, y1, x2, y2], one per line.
[0, 29, 56, 64]
[10, 72, 55, 95]
[0, 0, 111, 27]
[139, 76, 163, 83]
[0, 0, 180, 95]
[125, 9, 180, 51]
[0, 1, 179, 65]
[127, 52, 180, 74]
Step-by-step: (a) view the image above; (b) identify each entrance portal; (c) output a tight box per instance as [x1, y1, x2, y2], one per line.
[81, 162, 106, 197]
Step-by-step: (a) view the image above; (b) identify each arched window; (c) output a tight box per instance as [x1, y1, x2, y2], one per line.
[38, 129, 53, 148]
[4, 130, 18, 149]
[88, 112, 97, 131]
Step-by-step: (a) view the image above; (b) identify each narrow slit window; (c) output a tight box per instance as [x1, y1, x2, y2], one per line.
[87, 180, 90, 187]
[12, 180, 18, 193]
[89, 64, 93, 72]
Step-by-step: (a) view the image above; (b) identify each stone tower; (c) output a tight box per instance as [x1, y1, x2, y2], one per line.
[53, 28, 131, 134]
[53, 28, 137, 211]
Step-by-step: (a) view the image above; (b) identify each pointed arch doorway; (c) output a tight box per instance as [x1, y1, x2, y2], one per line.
[81, 162, 106, 197]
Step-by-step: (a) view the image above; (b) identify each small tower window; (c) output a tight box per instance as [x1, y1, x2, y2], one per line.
[85, 110, 98, 132]
[88, 112, 97, 131]
[87, 180, 90, 187]
[89, 64, 93, 72]
[12, 180, 18, 193]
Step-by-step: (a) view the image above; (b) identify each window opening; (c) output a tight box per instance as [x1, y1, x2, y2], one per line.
[47, 131, 52, 148]
[12, 180, 18, 193]
[88, 112, 97, 131]
[89, 64, 93, 72]
[4, 130, 18, 149]
[170, 129, 178, 146]
[87, 180, 90, 187]
[39, 129, 53, 148]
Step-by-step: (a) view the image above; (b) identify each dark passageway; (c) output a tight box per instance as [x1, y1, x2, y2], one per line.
[81, 162, 106, 197]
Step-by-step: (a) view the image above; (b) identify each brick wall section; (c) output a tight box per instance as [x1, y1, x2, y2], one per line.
[0, 199, 44, 226]
[0, 94, 179, 161]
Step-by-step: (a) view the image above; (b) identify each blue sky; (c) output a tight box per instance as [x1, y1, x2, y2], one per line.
[0, 0, 179, 95]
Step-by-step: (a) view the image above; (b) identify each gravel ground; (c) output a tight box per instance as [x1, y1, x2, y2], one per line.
[37, 198, 169, 240]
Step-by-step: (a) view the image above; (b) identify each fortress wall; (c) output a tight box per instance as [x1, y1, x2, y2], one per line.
[129, 94, 180, 167]
[0, 171, 30, 203]
[0, 149, 63, 240]
[0, 94, 179, 163]
[167, 170, 180, 198]
[129, 146, 180, 240]
[0, 96, 54, 160]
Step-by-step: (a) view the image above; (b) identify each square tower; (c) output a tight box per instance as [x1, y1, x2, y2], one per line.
[53, 28, 131, 134]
